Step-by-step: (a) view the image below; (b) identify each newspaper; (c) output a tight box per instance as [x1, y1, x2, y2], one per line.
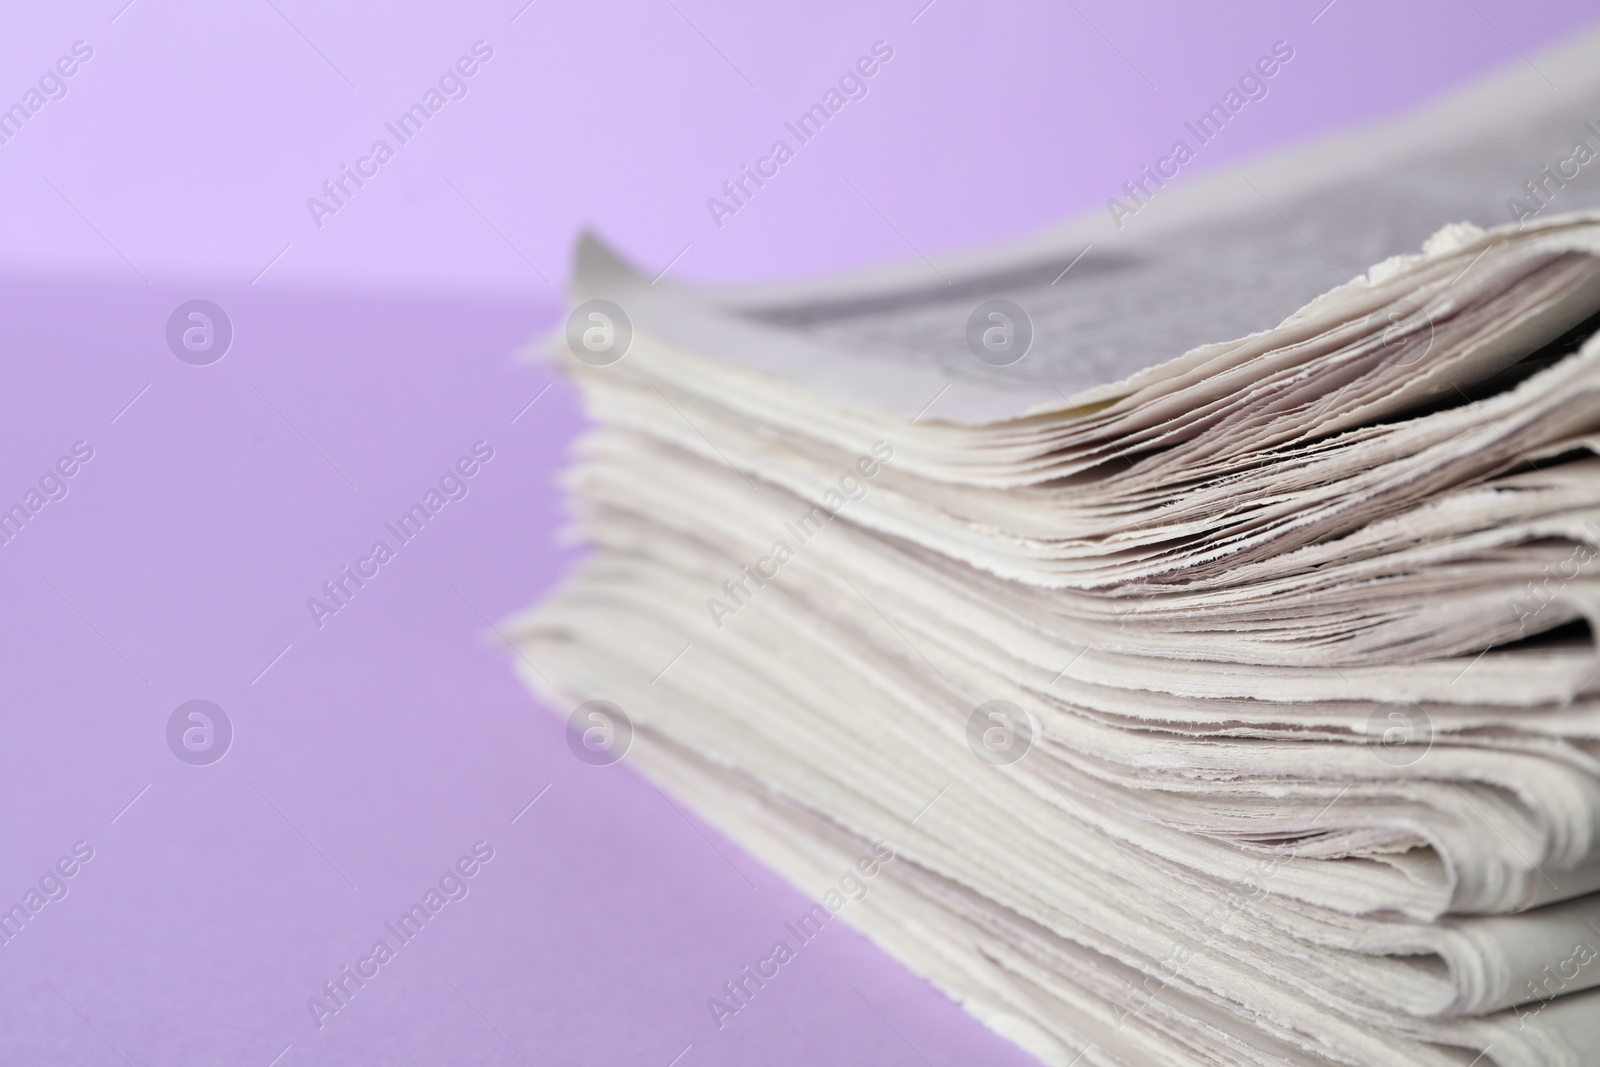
[566, 26, 1600, 423]
[513, 23, 1600, 1067]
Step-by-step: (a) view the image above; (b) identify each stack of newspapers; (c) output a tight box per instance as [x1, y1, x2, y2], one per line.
[512, 30, 1600, 1067]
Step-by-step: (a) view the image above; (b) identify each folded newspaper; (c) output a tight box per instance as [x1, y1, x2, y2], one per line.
[512, 26, 1600, 1067]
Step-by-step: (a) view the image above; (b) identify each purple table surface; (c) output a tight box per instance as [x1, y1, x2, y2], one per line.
[1, 2, 1597, 1064]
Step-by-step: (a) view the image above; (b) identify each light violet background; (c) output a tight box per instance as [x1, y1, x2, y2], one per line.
[0, 2, 1595, 1064]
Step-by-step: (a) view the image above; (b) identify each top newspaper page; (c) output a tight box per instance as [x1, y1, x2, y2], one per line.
[568, 26, 1600, 424]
